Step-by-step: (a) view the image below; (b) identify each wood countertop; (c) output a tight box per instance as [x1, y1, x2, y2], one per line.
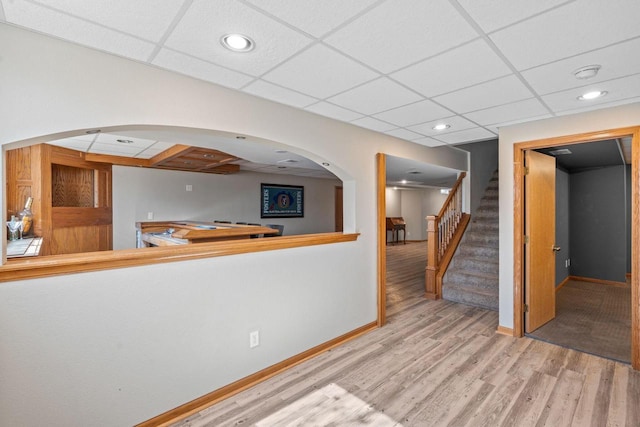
[136, 221, 279, 245]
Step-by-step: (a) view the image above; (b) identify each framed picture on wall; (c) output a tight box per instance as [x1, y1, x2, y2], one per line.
[261, 183, 304, 218]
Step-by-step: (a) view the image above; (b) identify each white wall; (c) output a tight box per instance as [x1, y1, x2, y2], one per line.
[400, 190, 423, 241]
[0, 24, 468, 426]
[385, 187, 402, 217]
[498, 102, 640, 330]
[113, 166, 341, 249]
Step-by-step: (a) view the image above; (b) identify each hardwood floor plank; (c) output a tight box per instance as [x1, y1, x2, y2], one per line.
[170, 243, 639, 427]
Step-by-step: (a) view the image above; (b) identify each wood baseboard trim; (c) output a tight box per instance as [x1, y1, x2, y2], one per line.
[570, 275, 628, 288]
[136, 321, 379, 427]
[555, 276, 571, 292]
[496, 325, 514, 336]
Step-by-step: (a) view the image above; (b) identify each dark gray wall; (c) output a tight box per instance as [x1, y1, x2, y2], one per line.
[456, 139, 498, 216]
[626, 165, 632, 274]
[555, 168, 570, 286]
[569, 165, 627, 282]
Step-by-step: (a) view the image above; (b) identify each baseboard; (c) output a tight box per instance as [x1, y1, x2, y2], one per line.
[569, 275, 628, 288]
[555, 276, 571, 292]
[496, 325, 514, 336]
[136, 321, 379, 427]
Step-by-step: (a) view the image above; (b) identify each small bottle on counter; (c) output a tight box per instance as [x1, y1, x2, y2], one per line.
[19, 196, 34, 237]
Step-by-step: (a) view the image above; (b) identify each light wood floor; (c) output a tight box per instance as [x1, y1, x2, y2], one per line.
[173, 242, 640, 427]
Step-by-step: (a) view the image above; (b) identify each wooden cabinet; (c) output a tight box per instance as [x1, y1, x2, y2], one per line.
[6, 144, 112, 256]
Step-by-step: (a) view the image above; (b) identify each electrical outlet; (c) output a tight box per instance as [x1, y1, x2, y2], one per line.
[567, 258, 571, 267]
[147, 212, 154, 220]
[249, 330, 260, 348]
[186, 184, 193, 192]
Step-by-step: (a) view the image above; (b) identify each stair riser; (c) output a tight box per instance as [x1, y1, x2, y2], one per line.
[444, 272, 498, 291]
[453, 258, 499, 274]
[442, 287, 498, 311]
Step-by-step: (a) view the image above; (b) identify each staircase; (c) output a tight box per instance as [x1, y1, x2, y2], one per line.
[442, 171, 499, 311]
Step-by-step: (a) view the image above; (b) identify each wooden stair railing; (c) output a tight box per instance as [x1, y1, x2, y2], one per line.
[425, 172, 470, 299]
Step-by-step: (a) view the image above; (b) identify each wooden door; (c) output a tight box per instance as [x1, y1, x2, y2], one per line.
[335, 186, 343, 232]
[525, 150, 557, 332]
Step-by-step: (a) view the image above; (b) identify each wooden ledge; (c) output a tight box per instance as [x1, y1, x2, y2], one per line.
[0, 232, 359, 283]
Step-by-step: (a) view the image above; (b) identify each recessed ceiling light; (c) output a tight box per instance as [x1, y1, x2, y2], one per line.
[277, 159, 299, 164]
[573, 65, 601, 80]
[322, 162, 330, 167]
[432, 123, 450, 131]
[275, 150, 288, 154]
[401, 179, 407, 184]
[236, 135, 246, 139]
[116, 139, 134, 144]
[221, 34, 254, 52]
[277, 166, 286, 169]
[577, 90, 607, 101]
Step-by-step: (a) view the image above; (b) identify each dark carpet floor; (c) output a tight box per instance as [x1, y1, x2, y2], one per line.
[527, 279, 631, 363]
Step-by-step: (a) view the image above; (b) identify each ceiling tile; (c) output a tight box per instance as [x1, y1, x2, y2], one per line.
[433, 127, 496, 144]
[262, 44, 379, 98]
[164, 0, 312, 76]
[391, 39, 512, 97]
[324, 0, 477, 73]
[47, 137, 92, 152]
[244, 0, 378, 38]
[327, 78, 422, 115]
[541, 73, 640, 113]
[408, 115, 477, 136]
[433, 75, 533, 113]
[22, 0, 185, 41]
[491, 0, 640, 70]
[457, 0, 570, 33]
[350, 117, 397, 132]
[90, 142, 143, 155]
[464, 98, 550, 126]
[384, 128, 424, 141]
[304, 102, 363, 122]
[2, 1, 155, 60]
[413, 137, 447, 148]
[243, 80, 317, 108]
[373, 100, 452, 127]
[153, 48, 254, 89]
[95, 133, 157, 148]
[554, 96, 640, 118]
[522, 38, 640, 95]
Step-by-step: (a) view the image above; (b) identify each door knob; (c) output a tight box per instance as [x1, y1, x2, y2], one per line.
[552, 246, 561, 251]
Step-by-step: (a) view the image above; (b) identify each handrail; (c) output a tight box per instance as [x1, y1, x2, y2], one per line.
[425, 172, 468, 299]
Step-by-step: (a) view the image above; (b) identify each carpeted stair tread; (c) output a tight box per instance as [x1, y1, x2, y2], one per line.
[442, 169, 499, 311]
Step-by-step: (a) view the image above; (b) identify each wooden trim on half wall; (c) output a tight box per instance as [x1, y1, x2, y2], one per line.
[513, 126, 640, 370]
[377, 153, 387, 327]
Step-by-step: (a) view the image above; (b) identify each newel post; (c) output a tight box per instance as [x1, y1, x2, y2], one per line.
[425, 215, 438, 299]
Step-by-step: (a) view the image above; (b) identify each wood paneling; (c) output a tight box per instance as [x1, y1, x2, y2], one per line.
[376, 153, 386, 327]
[51, 164, 95, 207]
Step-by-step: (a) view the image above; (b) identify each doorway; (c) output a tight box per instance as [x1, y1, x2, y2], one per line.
[513, 126, 640, 369]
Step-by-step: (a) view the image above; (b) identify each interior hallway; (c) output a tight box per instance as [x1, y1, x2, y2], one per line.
[171, 243, 640, 427]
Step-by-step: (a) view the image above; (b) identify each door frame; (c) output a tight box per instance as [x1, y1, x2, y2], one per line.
[376, 153, 387, 327]
[513, 126, 640, 369]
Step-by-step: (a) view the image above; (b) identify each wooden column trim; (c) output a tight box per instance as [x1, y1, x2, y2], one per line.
[376, 153, 387, 327]
[631, 127, 640, 370]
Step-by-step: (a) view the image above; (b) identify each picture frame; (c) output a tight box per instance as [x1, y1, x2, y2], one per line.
[261, 183, 304, 218]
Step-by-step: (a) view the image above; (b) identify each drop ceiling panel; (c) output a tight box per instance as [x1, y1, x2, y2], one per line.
[304, 102, 363, 122]
[164, 0, 312, 76]
[262, 44, 379, 99]
[327, 77, 422, 115]
[434, 75, 534, 114]
[350, 117, 397, 132]
[2, 1, 155, 61]
[244, 0, 379, 38]
[391, 39, 512, 98]
[491, 0, 640, 70]
[95, 133, 158, 149]
[542, 73, 640, 113]
[90, 142, 144, 156]
[153, 48, 254, 89]
[372, 100, 452, 127]
[242, 80, 317, 108]
[408, 115, 477, 136]
[434, 127, 496, 145]
[521, 38, 640, 95]
[48, 138, 92, 152]
[457, 0, 570, 33]
[464, 98, 550, 126]
[27, 0, 184, 41]
[413, 137, 447, 148]
[324, 0, 477, 73]
[384, 128, 424, 141]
